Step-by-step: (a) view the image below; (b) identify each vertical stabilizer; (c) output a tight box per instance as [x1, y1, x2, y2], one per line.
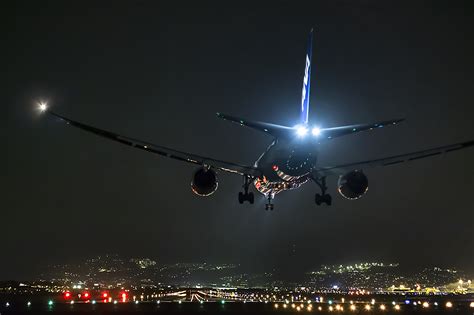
[300, 29, 313, 124]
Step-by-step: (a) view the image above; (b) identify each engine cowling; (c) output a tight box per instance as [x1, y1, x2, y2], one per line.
[337, 170, 368, 200]
[191, 167, 218, 196]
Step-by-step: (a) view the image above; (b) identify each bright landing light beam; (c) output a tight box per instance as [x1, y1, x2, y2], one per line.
[39, 103, 48, 112]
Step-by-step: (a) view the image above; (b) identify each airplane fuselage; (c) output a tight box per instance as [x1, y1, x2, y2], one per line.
[253, 139, 318, 196]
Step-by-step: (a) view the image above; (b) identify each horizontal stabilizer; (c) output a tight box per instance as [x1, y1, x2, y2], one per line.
[319, 118, 405, 140]
[216, 113, 293, 137]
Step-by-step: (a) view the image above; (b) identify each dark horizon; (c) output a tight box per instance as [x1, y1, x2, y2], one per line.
[3, 1, 474, 280]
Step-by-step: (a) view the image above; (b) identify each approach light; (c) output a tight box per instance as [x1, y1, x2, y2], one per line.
[312, 127, 321, 136]
[39, 103, 47, 112]
[295, 125, 308, 137]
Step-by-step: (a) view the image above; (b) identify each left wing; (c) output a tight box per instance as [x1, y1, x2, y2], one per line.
[314, 140, 474, 177]
[44, 110, 262, 177]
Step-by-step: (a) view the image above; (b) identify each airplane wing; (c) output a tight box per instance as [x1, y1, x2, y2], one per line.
[314, 140, 474, 177]
[44, 110, 262, 177]
[319, 118, 405, 140]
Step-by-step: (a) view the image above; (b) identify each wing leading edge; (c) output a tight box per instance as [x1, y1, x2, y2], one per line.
[314, 140, 474, 177]
[45, 110, 262, 178]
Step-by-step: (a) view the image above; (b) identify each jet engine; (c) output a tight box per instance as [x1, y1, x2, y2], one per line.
[191, 167, 218, 196]
[337, 170, 368, 200]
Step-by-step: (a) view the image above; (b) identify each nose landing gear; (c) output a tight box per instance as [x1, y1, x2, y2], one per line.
[312, 176, 332, 206]
[265, 194, 274, 210]
[238, 176, 254, 204]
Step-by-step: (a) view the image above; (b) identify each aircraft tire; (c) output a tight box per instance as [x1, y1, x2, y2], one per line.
[238, 192, 244, 204]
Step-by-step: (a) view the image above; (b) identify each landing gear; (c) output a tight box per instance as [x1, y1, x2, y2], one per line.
[238, 176, 254, 204]
[313, 176, 332, 206]
[265, 194, 274, 211]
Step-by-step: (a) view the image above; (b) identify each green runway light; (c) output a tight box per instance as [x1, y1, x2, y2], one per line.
[221, 300, 225, 304]
[48, 300, 54, 306]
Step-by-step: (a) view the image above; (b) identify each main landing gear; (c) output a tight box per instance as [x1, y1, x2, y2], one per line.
[313, 176, 332, 206]
[238, 176, 254, 204]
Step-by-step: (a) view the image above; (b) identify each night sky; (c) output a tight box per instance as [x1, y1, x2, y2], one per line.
[3, 1, 474, 280]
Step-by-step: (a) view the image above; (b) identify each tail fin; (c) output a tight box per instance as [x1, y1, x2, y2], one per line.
[300, 28, 313, 124]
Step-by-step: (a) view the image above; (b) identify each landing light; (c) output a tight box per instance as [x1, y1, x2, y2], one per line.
[39, 103, 47, 112]
[295, 125, 308, 137]
[312, 127, 321, 136]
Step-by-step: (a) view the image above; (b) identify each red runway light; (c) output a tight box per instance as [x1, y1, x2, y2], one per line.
[84, 292, 90, 299]
[102, 292, 108, 298]
[64, 292, 71, 299]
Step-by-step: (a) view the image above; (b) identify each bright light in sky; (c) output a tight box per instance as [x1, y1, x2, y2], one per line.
[295, 125, 308, 137]
[39, 103, 47, 112]
[312, 127, 321, 136]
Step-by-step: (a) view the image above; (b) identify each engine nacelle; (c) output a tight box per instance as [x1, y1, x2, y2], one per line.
[191, 167, 218, 196]
[337, 170, 368, 200]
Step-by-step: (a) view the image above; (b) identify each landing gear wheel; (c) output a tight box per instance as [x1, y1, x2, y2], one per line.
[315, 193, 322, 205]
[248, 192, 254, 204]
[265, 193, 274, 210]
[238, 192, 244, 204]
[315, 193, 332, 205]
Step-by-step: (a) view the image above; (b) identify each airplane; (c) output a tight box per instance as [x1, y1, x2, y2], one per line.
[38, 29, 473, 210]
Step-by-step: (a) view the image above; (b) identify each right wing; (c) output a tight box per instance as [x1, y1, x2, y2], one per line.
[314, 140, 474, 177]
[44, 110, 262, 178]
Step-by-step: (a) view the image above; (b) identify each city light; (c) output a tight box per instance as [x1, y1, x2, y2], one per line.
[328, 306, 333, 312]
[350, 304, 356, 311]
[5, 302, 10, 307]
[364, 304, 371, 310]
[70, 300, 74, 305]
[274, 303, 279, 309]
[380, 304, 386, 310]
[470, 302, 474, 308]
[422, 302, 429, 308]
[446, 301, 453, 308]
[27, 301, 31, 307]
[296, 306, 301, 311]
[394, 305, 400, 310]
